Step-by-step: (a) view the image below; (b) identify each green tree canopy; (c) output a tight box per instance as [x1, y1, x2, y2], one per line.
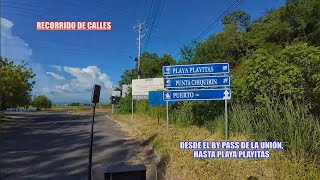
[233, 48, 304, 104]
[32, 95, 53, 110]
[222, 10, 251, 31]
[140, 52, 176, 78]
[0, 58, 36, 110]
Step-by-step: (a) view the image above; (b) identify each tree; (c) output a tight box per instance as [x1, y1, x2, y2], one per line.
[191, 24, 250, 67]
[118, 69, 137, 87]
[136, 52, 176, 79]
[232, 49, 304, 104]
[222, 10, 251, 31]
[33, 95, 53, 110]
[279, 43, 320, 112]
[0, 58, 36, 110]
[179, 40, 199, 64]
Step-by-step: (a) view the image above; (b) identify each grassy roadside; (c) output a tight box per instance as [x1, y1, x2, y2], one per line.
[109, 113, 320, 180]
[49, 105, 112, 115]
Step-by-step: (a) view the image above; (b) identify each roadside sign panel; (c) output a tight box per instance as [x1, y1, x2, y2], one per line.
[132, 78, 164, 100]
[112, 91, 121, 97]
[162, 63, 229, 76]
[164, 76, 230, 89]
[163, 89, 231, 101]
[148, 91, 174, 106]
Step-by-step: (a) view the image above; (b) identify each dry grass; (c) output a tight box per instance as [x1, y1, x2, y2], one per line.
[50, 105, 111, 115]
[110, 114, 320, 180]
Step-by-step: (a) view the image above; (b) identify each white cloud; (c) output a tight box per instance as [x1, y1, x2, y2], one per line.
[0, 17, 32, 61]
[0, 18, 113, 103]
[50, 65, 63, 71]
[46, 72, 65, 80]
[38, 66, 113, 103]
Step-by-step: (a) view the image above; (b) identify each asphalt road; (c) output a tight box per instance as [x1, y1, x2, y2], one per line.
[0, 112, 131, 180]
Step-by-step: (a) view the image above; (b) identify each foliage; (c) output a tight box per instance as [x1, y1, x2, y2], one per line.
[222, 10, 251, 31]
[68, 102, 81, 106]
[32, 95, 53, 110]
[179, 40, 199, 64]
[118, 69, 137, 87]
[233, 48, 304, 104]
[0, 57, 36, 110]
[140, 52, 176, 78]
[118, 53, 176, 87]
[191, 24, 250, 67]
[279, 43, 320, 112]
[118, 87, 132, 113]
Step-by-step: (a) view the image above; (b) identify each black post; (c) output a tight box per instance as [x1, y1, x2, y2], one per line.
[88, 103, 96, 180]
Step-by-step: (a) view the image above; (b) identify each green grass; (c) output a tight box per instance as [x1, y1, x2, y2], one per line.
[228, 100, 320, 162]
[130, 99, 320, 163]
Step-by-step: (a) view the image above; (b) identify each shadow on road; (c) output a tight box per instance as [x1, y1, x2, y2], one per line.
[0, 112, 131, 180]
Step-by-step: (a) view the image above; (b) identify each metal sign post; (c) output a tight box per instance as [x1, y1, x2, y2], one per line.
[88, 103, 96, 180]
[166, 101, 169, 131]
[225, 99, 228, 140]
[88, 84, 101, 180]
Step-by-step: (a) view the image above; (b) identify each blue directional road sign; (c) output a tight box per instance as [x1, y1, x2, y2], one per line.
[164, 76, 230, 89]
[162, 63, 229, 76]
[148, 91, 174, 106]
[163, 89, 231, 101]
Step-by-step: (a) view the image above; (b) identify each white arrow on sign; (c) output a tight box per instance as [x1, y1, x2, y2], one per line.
[165, 92, 171, 99]
[223, 90, 230, 100]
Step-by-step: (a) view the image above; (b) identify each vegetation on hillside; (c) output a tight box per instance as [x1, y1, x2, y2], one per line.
[117, 0, 320, 166]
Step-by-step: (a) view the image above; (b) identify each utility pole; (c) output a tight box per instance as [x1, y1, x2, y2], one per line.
[134, 22, 144, 79]
[132, 21, 144, 121]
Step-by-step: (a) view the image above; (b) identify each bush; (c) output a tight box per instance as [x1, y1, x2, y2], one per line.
[118, 95, 132, 113]
[32, 95, 52, 110]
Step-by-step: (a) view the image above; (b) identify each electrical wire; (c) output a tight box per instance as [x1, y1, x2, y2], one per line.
[171, 0, 245, 59]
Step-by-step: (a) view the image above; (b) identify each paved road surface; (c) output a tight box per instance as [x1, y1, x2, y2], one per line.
[0, 112, 131, 180]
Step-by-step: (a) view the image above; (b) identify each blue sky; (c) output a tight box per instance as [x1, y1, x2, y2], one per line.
[0, 0, 285, 103]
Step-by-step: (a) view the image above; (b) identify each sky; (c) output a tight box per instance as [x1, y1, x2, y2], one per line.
[0, 0, 285, 104]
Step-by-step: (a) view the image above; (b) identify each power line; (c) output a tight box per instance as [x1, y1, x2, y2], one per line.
[143, 0, 160, 52]
[172, 0, 245, 59]
[195, 0, 244, 42]
[143, 0, 166, 53]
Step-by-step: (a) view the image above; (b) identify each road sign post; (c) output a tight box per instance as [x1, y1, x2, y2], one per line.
[89, 84, 101, 180]
[225, 99, 228, 140]
[166, 101, 169, 131]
